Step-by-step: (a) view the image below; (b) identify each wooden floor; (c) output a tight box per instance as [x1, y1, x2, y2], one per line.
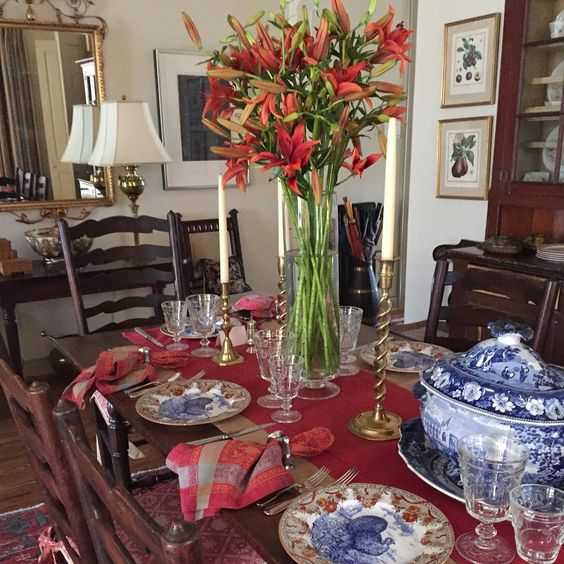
[0, 320, 428, 515]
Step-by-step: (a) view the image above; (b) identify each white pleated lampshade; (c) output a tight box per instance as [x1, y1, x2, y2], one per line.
[61, 104, 95, 164]
[89, 100, 171, 166]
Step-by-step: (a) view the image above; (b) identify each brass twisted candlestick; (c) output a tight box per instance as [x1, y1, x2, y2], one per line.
[348, 259, 402, 440]
[213, 282, 243, 366]
[276, 256, 288, 332]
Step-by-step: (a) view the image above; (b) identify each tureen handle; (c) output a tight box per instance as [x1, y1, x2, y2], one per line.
[487, 320, 534, 344]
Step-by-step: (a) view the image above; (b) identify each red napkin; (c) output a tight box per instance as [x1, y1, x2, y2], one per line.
[291, 427, 335, 457]
[233, 293, 275, 317]
[62, 349, 157, 409]
[166, 439, 293, 521]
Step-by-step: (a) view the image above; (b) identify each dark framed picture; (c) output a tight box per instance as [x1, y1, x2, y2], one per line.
[442, 14, 501, 108]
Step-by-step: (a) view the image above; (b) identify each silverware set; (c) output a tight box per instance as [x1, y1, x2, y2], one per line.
[260, 467, 359, 516]
[187, 423, 276, 446]
[126, 369, 206, 398]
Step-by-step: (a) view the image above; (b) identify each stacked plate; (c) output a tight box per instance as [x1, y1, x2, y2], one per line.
[537, 244, 564, 262]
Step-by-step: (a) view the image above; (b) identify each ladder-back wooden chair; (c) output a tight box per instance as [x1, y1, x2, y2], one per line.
[0, 361, 97, 563]
[55, 399, 201, 564]
[424, 240, 558, 353]
[173, 209, 246, 298]
[58, 213, 183, 336]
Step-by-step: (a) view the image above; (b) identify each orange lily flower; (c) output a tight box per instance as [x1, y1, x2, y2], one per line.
[343, 148, 382, 177]
[331, 0, 351, 33]
[223, 159, 249, 192]
[324, 61, 367, 98]
[382, 105, 407, 122]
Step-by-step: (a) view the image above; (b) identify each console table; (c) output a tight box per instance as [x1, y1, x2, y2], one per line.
[0, 259, 173, 374]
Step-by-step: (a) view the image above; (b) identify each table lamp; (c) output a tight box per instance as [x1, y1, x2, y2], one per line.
[61, 104, 106, 194]
[88, 100, 171, 216]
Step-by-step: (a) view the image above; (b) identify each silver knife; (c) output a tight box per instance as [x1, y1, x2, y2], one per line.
[187, 423, 276, 446]
[134, 327, 165, 348]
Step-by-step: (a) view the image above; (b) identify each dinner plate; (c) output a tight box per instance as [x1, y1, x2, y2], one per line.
[279, 482, 455, 564]
[547, 61, 564, 103]
[359, 339, 452, 373]
[398, 418, 464, 503]
[135, 379, 251, 426]
[542, 127, 564, 178]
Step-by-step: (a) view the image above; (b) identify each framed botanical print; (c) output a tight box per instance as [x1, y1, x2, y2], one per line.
[436, 116, 493, 200]
[154, 49, 242, 190]
[442, 13, 501, 108]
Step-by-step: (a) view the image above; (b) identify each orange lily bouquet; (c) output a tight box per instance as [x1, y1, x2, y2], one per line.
[184, 0, 412, 384]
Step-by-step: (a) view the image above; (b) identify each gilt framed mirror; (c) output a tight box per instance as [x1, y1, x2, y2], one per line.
[0, 18, 113, 213]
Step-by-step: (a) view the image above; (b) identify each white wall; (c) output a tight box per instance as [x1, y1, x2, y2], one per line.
[404, 0, 504, 323]
[2, 0, 414, 361]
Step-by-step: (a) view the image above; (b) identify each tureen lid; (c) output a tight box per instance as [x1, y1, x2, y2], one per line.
[421, 321, 564, 423]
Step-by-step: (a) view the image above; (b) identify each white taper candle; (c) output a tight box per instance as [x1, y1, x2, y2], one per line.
[381, 118, 399, 261]
[218, 175, 229, 283]
[277, 179, 285, 257]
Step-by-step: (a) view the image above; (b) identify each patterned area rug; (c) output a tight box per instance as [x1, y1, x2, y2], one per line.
[0, 480, 265, 563]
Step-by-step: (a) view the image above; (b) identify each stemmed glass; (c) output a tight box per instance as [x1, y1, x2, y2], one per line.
[338, 306, 363, 376]
[456, 434, 529, 564]
[254, 329, 287, 409]
[186, 294, 221, 358]
[268, 353, 304, 424]
[509, 484, 564, 564]
[161, 300, 189, 351]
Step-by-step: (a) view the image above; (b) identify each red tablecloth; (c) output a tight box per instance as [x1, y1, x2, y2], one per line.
[125, 328, 524, 563]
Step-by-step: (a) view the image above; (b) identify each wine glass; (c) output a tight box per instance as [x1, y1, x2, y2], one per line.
[268, 353, 304, 424]
[161, 300, 189, 351]
[254, 328, 285, 409]
[338, 306, 363, 376]
[186, 294, 221, 358]
[510, 484, 564, 564]
[456, 434, 529, 564]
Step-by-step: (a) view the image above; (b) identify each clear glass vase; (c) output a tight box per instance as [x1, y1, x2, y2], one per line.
[285, 191, 340, 400]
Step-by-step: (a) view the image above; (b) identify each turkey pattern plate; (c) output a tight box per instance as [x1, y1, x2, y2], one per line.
[135, 379, 251, 426]
[359, 340, 452, 374]
[279, 483, 454, 564]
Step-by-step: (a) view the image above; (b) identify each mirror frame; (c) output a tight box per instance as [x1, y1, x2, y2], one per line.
[0, 18, 114, 213]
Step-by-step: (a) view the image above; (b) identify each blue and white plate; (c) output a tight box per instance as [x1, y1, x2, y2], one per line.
[398, 418, 464, 503]
[279, 483, 454, 564]
[359, 340, 452, 374]
[135, 379, 251, 426]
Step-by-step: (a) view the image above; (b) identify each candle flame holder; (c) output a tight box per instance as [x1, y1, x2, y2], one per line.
[348, 259, 402, 441]
[276, 256, 288, 333]
[213, 282, 244, 366]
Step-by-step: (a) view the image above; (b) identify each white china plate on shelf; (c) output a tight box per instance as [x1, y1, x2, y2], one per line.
[547, 61, 564, 103]
[542, 127, 564, 177]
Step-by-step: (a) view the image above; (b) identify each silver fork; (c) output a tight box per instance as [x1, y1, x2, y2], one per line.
[264, 467, 359, 516]
[256, 466, 329, 508]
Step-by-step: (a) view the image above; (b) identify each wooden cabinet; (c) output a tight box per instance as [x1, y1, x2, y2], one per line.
[487, 0, 564, 240]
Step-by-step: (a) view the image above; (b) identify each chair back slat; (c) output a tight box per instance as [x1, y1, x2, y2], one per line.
[54, 400, 201, 564]
[92, 316, 163, 334]
[58, 213, 183, 336]
[0, 361, 97, 564]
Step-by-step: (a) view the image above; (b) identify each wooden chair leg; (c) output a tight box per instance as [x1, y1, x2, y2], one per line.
[533, 279, 558, 354]
[107, 403, 132, 489]
[424, 259, 449, 344]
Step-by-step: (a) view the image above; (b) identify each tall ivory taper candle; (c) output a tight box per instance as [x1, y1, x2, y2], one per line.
[218, 175, 229, 284]
[381, 118, 398, 261]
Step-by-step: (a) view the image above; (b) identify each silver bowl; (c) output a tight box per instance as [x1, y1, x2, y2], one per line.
[24, 226, 93, 262]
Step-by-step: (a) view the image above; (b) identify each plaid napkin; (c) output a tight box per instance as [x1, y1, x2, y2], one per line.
[166, 439, 293, 521]
[62, 348, 158, 409]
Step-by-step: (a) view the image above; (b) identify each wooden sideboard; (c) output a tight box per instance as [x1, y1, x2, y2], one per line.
[443, 246, 564, 365]
[0, 259, 173, 375]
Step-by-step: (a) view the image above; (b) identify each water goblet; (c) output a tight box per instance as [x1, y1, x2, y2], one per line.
[456, 434, 529, 564]
[254, 329, 286, 409]
[161, 300, 189, 351]
[269, 353, 304, 424]
[338, 306, 363, 376]
[510, 484, 564, 564]
[186, 294, 221, 358]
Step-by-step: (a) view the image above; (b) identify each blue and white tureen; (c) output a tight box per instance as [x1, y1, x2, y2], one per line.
[419, 321, 564, 487]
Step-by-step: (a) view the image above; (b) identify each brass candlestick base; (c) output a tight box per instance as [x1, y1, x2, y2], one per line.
[213, 282, 244, 366]
[276, 256, 288, 332]
[348, 259, 402, 441]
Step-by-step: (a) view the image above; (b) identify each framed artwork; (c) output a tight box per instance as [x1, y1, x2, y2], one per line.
[154, 49, 241, 190]
[436, 116, 493, 200]
[442, 13, 501, 108]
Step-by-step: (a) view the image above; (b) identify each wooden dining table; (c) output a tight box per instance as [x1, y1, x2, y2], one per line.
[54, 325, 471, 564]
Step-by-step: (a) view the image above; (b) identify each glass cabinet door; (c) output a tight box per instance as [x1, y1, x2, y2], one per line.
[516, 0, 564, 183]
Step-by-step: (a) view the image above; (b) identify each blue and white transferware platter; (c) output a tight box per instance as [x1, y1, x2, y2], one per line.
[359, 339, 451, 374]
[398, 418, 463, 503]
[135, 379, 251, 426]
[279, 483, 454, 564]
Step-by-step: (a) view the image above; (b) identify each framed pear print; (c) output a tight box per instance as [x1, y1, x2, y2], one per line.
[437, 116, 493, 200]
[442, 13, 501, 107]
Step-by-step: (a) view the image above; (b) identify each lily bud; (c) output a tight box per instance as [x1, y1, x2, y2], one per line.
[202, 118, 231, 139]
[311, 169, 322, 206]
[250, 79, 287, 94]
[182, 12, 203, 50]
[217, 117, 250, 136]
[228, 14, 252, 49]
[208, 67, 247, 80]
[331, 0, 351, 33]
